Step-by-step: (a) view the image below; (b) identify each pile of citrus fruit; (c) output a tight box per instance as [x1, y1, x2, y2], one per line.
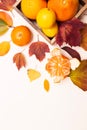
[21, 0, 79, 37]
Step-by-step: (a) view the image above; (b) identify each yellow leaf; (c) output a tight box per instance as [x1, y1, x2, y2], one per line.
[44, 79, 50, 92]
[27, 69, 41, 81]
[0, 41, 10, 56]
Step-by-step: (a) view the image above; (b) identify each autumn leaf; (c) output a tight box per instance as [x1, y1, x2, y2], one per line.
[27, 69, 41, 81]
[0, 0, 16, 11]
[80, 23, 87, 50]
[44, 79, 50, 92]
[13, 52, 26, 70]
[62, 46, 81, 61]
[29, 41, 50, 61]
[0, 41, 10, 56]
[70, 60, 87, 91]
[0, 19, 9, 35]
[56, 18, 84, 47]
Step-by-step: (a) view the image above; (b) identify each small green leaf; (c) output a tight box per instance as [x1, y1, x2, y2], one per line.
[70, 60, 87, 91]
[0, 19, 9, 35]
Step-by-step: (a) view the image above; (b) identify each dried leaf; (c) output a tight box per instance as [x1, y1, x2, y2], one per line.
[0, 41, 10, 56]
[56, 18, 84, 47]
[80, 23, 87, 50]
[62, 46, 81, 61]
[13, 52, 26, 70]
[70, 60, 87, 91]
[0, 0, 16, 11]
[44, 79, 50, 92]
[27, 69, 41, 81]
[0, 19, 9, 35]
[29, 41, 50, 61]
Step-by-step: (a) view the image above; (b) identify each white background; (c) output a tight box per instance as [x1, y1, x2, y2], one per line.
[0, 9, 87, 130]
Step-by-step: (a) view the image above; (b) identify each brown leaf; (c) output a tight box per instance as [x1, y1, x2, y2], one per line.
[56, 18, 84, 46]
[0, 0, 16, 11]
[29, 41, 50, 61]
[13, 52, 26, 70]
[80, 24, 87, 50]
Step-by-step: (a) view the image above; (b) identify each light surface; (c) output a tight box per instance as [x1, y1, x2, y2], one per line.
[0, 9, 87, 130]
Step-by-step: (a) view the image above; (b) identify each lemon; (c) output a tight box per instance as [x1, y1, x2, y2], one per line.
[42, 23, 58, 38]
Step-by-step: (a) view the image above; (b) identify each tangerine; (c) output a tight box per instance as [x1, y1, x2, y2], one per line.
[46, 54, 70, 82]
[48, 0, 79, 21]
[21, 0, 47, 20]
[11, 25, 32, 46]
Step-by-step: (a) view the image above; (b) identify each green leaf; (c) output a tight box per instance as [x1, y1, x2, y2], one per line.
[0, 19, 9, 35]
[70, 60, 87, 91]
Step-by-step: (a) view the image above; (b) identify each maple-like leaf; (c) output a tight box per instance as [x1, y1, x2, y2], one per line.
[13, 52, 26, 70]
[0, 0, 16, 11]
[56, 18, 84, 46]
[29, 41, 50, 61]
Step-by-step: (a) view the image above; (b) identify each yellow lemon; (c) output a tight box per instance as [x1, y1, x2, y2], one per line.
[42, 23, 58, 38]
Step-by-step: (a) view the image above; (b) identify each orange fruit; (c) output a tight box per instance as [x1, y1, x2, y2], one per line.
[11, 25, 32, 46]
[46, 54, 70, 81]
[21, 0, 47, 20]
[0, 11, 13, 26]
[48, 0, 79, 21]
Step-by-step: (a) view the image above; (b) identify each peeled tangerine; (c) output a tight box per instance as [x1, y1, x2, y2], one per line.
[46, 50, 71, 83]
[0, 41, 10, 56]
[48, 0, 79, 21]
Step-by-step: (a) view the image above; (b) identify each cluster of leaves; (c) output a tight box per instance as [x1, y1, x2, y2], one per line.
[13, 41, 50, 70]
[13, 41, 50, 91]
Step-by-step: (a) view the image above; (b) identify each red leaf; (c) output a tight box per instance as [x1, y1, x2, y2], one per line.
[29, 41, 50, 61]
[56, 18, 84, 47]
[0, 0, 16, 11]
[13, 52, 26, 70]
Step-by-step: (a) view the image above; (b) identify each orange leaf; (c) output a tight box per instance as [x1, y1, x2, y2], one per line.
[13, 52, 26, 70]
[44, 79, 50, 92]
[0, 0, 16, 11]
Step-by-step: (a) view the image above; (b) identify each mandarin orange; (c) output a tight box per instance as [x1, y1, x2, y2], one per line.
[11, 25, 32, 46]
[21, 0, 47, 20]
[48, 0, 79, 21]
